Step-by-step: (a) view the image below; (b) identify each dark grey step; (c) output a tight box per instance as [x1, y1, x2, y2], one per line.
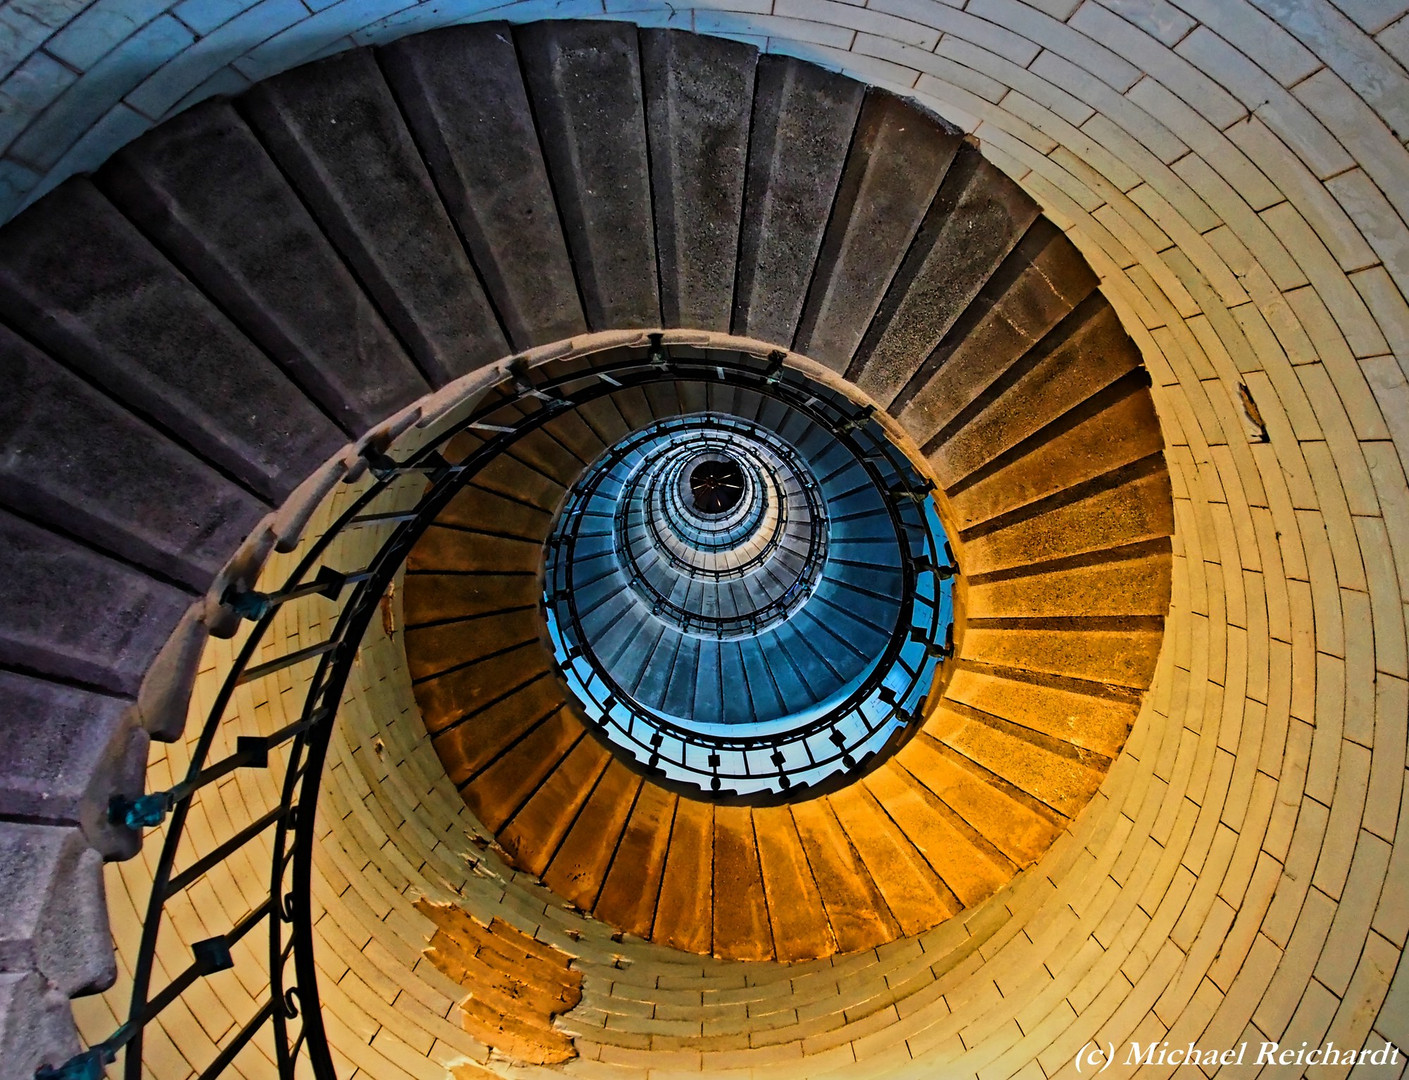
[0, 181, 341, 504]
[0, 325, 267, 591]
[0, 672, 146, 858]
[0, 971, 80, 1079]
[642, 28, 756, 330]
[794, 91, 962, 372]
[380, 23, 586, 350]
[242, 48, 506, 386]
[0, 823, 114, 996]
[893, 219, 1100, 433]
[849, 144, 1040, 407]
[516, 21, 659, 330]
[732, 55, 863, 346]
[0, 511, 194, 700]
[101, 100, 429, 435]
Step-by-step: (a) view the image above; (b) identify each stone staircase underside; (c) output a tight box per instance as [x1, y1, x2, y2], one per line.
[0, 17, 1172, 1067]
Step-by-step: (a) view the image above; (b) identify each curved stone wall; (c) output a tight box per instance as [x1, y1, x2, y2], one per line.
[5, 1, 1409, 1076]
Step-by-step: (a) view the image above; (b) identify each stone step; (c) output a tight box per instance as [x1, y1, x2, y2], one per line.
[242, 48, 506, 386]
[849, 143, 1039, 408]
[0, 180, 339, 503]
[101, 100, 427, 435]
[516, 20, 660, 331]
[0, 325, 266, 591]
[794, 92, 961, 373]
[541, 760, 643, 911]
[959, 618, 1164, 689]
[590, 783, 678, 939]
[733, 55, 864, 345]
[753, 807, 836, 962]
[380, 23, 586, 350]
[497, 736, 612, 877]
[642, 28, 756, 330]
[891, 218, 1099, 431]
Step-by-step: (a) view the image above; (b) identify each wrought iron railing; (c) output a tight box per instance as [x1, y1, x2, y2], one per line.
[38, 343, 956, 1079]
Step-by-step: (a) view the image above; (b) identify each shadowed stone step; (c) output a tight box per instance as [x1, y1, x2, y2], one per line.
[788, 799, 900, 952]
[0, 181, 339, 502]
[0, 673, 145, 858]
[892, 738, 1062, 866]
[431, 677, 565, 773]
[381, 23, 585, 349]
[643, 28, 756, 330]
[517, 21, 659, 330]
[414, 642, 556, 737]
[402, 572, 541, 627]
[959, 620, 1164, 688]
[653, 796, 713, 954]
[863, 763, 1012, 908]
[754, 807, 835, 961]
[947, 381, 1162, 529]
[542, 760, 643, 910]
[592, 783, 676, 938]
[0, 823, 113, 996]
[849, 144, 1039, 407]
[498, 737, 611, 876]
[925, 298, 1141, 486]
[243, 49, 505, 386]
[892, 218, 1099, 428]
[733, 55, 864, 345]
[944, 666, 1139, 759]
[961, 464, 1175, 572]
[404, 608, 542, 682]
[461, 707, 584, 832]
[712, 806, 774, 961]
[101, 100, 428, 434]
[0, 325, 266, 590]
[967, 547, 1172, 620]
[825, 785, 957, 934]
[795, 91, 961, 372]
[921, 706, 1104, 820]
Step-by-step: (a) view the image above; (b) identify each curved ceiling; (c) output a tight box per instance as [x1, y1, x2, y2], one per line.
[0, 1, 1405, 1078]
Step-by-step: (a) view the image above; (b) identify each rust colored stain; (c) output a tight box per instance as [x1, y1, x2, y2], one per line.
[414, 899, 582, 1065]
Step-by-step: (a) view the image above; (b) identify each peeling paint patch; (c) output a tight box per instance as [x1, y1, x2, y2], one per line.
[414, 899, 582, 1065]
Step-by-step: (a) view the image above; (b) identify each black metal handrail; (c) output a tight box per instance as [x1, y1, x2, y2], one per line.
[38, 345, 956, 1080]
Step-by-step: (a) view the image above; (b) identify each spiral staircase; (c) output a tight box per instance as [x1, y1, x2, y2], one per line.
[0, 13, 1196, 1079]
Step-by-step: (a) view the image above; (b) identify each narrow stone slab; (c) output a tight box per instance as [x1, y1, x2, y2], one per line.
[381, 24, 585, 350]
[593, 783, 676, 938]
[0, 511, 193, 697]
[0, 325, 266, 590]
[753, 806, 836, 961]
[0, 672, 146, 857]
[243, 49, 506, 386]
[732, 55, 863, 346]
[642, 28, 756, 330]
[926, 297, 1140, 487]
[712, 805, 774, 961]
[102, 100, 427, 436]
[947, 383, 1162, 529]
[0, 180, 341, 503]
[850, 145, 1040, 407]
[794, 91, 961, 373]
[892, 220, 1098, 426]
[498, 737, 611, 877]
[790, 798, 901, 952]
[653, 795, 713, 953]
[0, 823, 113, 996]
[517, 21, 659, 330]
[959, 621, 1165, 690]
[543, 760, 643, 910]
[966, 548, 1172, 620]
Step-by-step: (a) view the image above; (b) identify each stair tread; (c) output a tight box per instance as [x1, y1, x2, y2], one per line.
[643, 28, 756, 330]
[652, 797, 714, 954]
[851, 145, 1039, 408]
[462, 707, 585, 832]
[497, 736, 612, 876]
[593, 783, 678, 938]
[711, 806, 774, 961]
[789, 799, 900, 952]
[967, 547, 1172, 620]
[893, 220, 1099, 436]
[104, 100, 428, 434]
[242, 48, 506, 385]
[543, 760, 644, 911]
[0, 181, 339, 502]
[517, 20, 660, 330]
[753, 806, 836, 962]
[733, 55, 863, 344]
[381, 23, 586, 349]
[794, 91, 961, 373]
